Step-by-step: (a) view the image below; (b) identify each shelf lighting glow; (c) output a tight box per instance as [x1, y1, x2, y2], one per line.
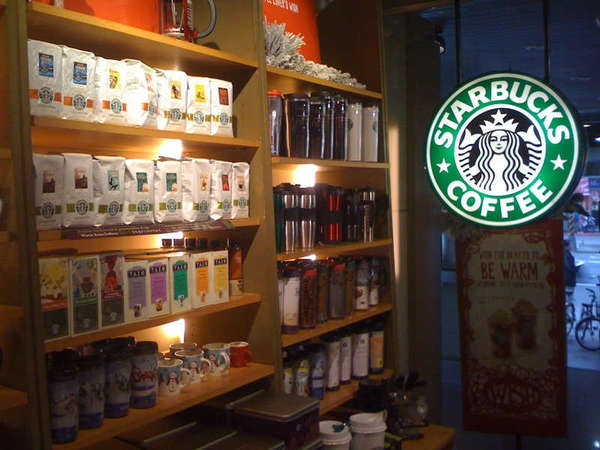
[595, 136, 600, 143]
[293, 164, 317, 187]
[302, 254, 317, 261]
[162, 318, 186, 343]
[158, 139, 183, 159]
[583, 124, 591, 128]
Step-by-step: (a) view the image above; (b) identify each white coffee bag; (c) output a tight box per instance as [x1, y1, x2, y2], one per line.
[61, 46, 96, 121]
[122, 59, 156, 127]
[93, 156, 125, 227]
[124, 159, 154, 224]
[209, 160, 232, 220]
[186, 76, 211, 135]
[62, 153, 96, 228]
[231, 162, 250, 219]
[210, 78, 233, 137]
[154, 160, 182, 223]
[33, 153, 64, 230]
[94, 57, 127, 125]
[181, 158, 211, 222]
[163, 70, 188, 131]
[28, 40, 62, 117]
[154, 68, 170, 130]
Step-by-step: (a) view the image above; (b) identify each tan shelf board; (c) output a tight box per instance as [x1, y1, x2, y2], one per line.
[52, 363, 274, 450]
[27, 3, 257, 79]
[0, 147, 11, 160]
[0, 386, 28, 411]
[320, 369, 392, 415]
[45, 294, 261, 353]
[271, 157, 388, 171]
[281, 303, 392, 348]
[267, 66, 382, 100]
[0, 231, 11, 242]
[277, 239, 393, 261]
[32, 117, 260, 150]
[38, 218, 261, 242]
[0, 304, 24, 320]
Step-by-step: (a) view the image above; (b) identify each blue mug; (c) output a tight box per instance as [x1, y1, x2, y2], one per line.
[202, 343, 231, 376]
[174, 350, 213, 383]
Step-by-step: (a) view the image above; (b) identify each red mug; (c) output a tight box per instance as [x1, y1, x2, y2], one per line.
[230, 341, 253, 368]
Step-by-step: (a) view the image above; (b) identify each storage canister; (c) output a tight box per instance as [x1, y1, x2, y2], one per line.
[322, 333, 340, 392]
[300, 263, 318, 328]
[369, 257, 381, 306]
[355, 259, 370, 311]
[233, 392, 320, 450]
[308, 94, 326, 159]
[309, 344, 326, 400]
[130, 341, 158, 409]
[77, 354, 105, 429]
[104, 345, 132, 418]
[317, 261, 330, 324]
[281, 266, 301, 334]
[344, 258, 356, 317]
[352, 327, 369, 379]
[48, 357, 79, 443]
[332, 95, 347, 160]
[339, 331, 352, 385]
[369, 321, 385, 375]
[361, 103, 379, 162]
[347, 101, 363, 161]
[320, 420, 352, 450]
[294, 346, 311, 397]
[268, 90, 283, 156]
[312, 91, 334, 159]
[349, 412, 387, 450]
[284, 93, 310, 158]
[328, 259, 346, 319]
[282, 349, 295, 395]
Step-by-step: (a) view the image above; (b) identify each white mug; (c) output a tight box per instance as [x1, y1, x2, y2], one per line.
[158, 358, 191, 396]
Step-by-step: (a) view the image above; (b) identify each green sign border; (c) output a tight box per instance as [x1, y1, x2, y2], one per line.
[425, 71, 586, 228]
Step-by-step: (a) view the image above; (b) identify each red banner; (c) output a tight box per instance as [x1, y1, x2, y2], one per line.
[456, 219, 567, 436]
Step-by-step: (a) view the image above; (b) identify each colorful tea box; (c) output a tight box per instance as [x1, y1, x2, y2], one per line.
[168, 253, 191, 313]
[190, 251, 210, 309]
[145, 256, 170, 317]
[124, 259, 149, 322]
[208, 249, 229, 305]
[70, 255, 100, 335]
[39, 257, 70, 341]
[99, 253, 125, 328]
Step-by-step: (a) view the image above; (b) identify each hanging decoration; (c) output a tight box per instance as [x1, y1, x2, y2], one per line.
[263, 20, 366, 89]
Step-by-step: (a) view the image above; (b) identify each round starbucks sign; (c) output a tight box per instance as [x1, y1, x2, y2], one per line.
[426, 72, 584, 227]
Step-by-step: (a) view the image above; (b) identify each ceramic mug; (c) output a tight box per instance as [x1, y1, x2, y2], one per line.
[202, 343, 231, 376]
[230, 341, 253, 368]
[169, 342, 198, 358]
[158, 358, 192, 396]
[174, 349, 214, 383]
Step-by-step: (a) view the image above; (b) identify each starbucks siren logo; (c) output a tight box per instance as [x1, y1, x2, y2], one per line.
[166, 198, 178, 213]
[73, 94, 87, 111]
[75, 200, 89, 216]
[107, 201, 120, 217]
[39, 87, 54, 105]
[110, 98, 123, 114]
[426, 72, 583, 227]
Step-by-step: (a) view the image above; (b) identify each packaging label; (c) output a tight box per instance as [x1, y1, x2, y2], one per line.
[172, 260, 189, 306]
[195, 85, 206, 103]
[149, 262, 167, 312]
[136, 172, 149, 192]
[213, 256, 228, 301]
[73, 62, 88, 85]
[40, 259, 69, 339]
[71, 257, 99, 333]
[100, 254, 124, 326]
[109, 69, 121, 89]
[107, 170, 120, 191]
[39, 52, 54, 78]
[170, 80, 182, 99]
[218, 87, 229, 105]
[195, 258, 209, 303]
[127, 266, 147, 318]
[166, 172, 178, 192]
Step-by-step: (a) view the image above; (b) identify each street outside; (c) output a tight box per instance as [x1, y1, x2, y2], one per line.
[568, 233, 600, 371]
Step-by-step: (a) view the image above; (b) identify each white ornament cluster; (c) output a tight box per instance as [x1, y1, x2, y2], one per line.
[264, 20, 367, 89]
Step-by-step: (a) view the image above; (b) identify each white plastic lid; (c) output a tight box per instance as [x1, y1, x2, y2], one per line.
[349, 412, 387, 434]
[320, 420, 352, 445]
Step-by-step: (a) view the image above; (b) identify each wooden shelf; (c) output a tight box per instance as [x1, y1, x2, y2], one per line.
[267, 66, 382, 100]
[38, 218, 261, 242]
[271, 157, 389, 171]
[320, 369, 392, 415]
[32, 117, 260, 154]
[277, 239, 393, 261]
[0, 231, 11, 242]
[27, 3, 257, 81]
[52, 363, 274, 450]
[281, 303, 392, 348]
[45, 294, 261, 353]
[0, 386, 28, 411]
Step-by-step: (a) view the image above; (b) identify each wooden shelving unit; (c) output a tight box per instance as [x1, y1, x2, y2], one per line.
[271, 157, 389, 171]
[52, 363, 274, 450]
[277, 239, 393, 261]
[282, 303, 392, 347]
[45, 293, 262, 353]
[266, 66, 383, 100]
[0, 385, 28, 411]
[320, 369, 392, 415]
[37, 218, 261, 242]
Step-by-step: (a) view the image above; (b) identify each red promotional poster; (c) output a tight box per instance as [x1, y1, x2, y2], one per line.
[263, 0, 321, 63]
[455, 219, 567, 436]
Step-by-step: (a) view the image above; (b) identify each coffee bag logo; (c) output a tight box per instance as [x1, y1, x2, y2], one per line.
[426, 73, 583, 227]
[39, 87, 54, 105]
[193, 111, 205, 125]
[137, 200, 150, 215]
[73, 94, 87, 111]
[219, 112, 229, 126]
[41, 201, 55, 219]
[166, 198, 178, 213]
[169, 108, 182, 122]
[110, 98, 123, 114]
[107, 201, 120, 217]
